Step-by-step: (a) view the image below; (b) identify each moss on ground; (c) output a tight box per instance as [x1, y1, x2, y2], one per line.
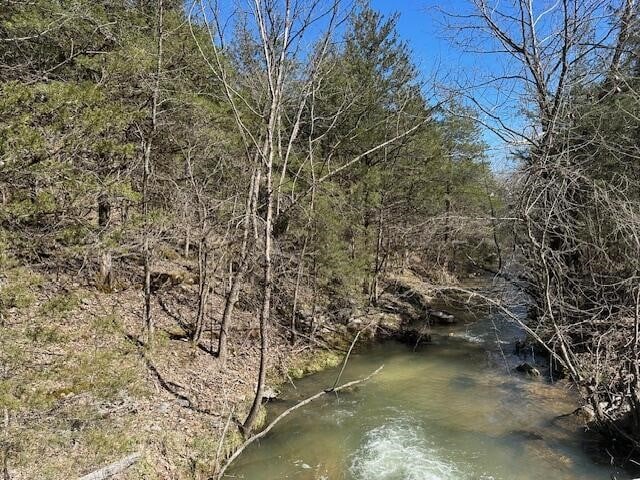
[288, 349, 343, 379]
[1, 284, 151, 479]
[0, 266, 42, 313]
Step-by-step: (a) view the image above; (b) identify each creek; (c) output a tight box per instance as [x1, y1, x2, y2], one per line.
[228, 284, 627, 479]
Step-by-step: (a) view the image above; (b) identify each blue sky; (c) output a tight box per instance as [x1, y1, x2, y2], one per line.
[371, 1, 464, 78]
[197, 0, 625, 172]
[195, 0, 519, 170]
[370, 0, 517, 171]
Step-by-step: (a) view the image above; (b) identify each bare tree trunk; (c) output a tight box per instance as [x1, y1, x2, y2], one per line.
[291, 185, 315, 342]
[78, 453, 141, 480]
[184, 225, 190, 258]
[369, 200, 384, 305]
[484, 176, 502, 271]
[243, 3, 287, 425]
[443, 175, 452, 269]
[632, 288, 640, 434]
[192, 217, 208, 344]
[2, 449, 8, 480]
[217, 169, 259, 362]
[243, 161, 273, 433]
[607, 0, 636, 85]
[97, 193, 113, 291]
[99, 252, 113, 292]
[142, 0, 163, 341]
[291, 235, 307, 342]
[310, 252, 319, 337]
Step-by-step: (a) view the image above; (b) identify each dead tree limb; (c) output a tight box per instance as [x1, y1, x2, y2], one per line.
[78, 452, 141, 480]
[216, 365, 384, 479]
[328, 321, 377, 391]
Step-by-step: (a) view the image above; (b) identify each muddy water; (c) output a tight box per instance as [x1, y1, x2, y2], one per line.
[228, 297, 626, 479]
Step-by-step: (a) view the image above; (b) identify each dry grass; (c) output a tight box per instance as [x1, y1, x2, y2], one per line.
[1, 265, 331, 479]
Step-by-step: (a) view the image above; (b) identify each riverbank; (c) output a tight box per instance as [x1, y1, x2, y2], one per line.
[3, 263, 449, 479]
[5, 263, 627, 479]
[0, 272, 331, 479]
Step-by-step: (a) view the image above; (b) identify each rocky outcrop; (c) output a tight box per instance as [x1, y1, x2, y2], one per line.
[382, 277, 432, 317]
[262, 387, 280, 402]
[291, 274, 457, 348]
[381, 276, 457, 326]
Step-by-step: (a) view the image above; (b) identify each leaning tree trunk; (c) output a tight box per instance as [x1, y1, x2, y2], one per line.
[244, 64, 281, 430]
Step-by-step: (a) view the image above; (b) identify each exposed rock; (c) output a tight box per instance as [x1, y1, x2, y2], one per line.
[515, 362, 541, 377]
[150, 270, 195, 292]
[262, 387, 280, 402]
[384, 278, 432, 314]
[428, 309, 455, 324]
[377, 313, 402, 330]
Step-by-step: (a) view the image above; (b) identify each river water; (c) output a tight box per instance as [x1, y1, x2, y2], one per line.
[228, 289, 627, 479]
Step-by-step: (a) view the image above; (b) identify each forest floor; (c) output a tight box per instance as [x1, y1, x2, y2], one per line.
[1, 238, 450, 480]
[1, 264, 351, 480]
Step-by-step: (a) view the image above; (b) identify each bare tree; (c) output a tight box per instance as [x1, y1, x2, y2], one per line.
[141, 0, 165, 342]
[448, 0, 640, 451]
[190, 0, 435, 433]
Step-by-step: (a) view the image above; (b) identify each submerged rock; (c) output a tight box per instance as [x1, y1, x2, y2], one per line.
[507, 429, 544, 441]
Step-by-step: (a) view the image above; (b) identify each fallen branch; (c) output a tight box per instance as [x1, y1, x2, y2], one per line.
[329, 327, 365, 391]
[216, 365, 384, 479]
[78, 452, 141, 480]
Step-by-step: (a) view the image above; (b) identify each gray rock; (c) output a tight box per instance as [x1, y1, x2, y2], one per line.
[515, 362, 541, 377]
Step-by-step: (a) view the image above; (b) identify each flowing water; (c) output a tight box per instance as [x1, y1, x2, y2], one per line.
[228, 289, 628, 480]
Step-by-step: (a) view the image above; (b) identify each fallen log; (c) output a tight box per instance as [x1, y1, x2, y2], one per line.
[216, 365, 384, 479]
[78, 452, 141, 480]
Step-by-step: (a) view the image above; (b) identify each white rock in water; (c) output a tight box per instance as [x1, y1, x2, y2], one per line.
[262, 387, 279, 400]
